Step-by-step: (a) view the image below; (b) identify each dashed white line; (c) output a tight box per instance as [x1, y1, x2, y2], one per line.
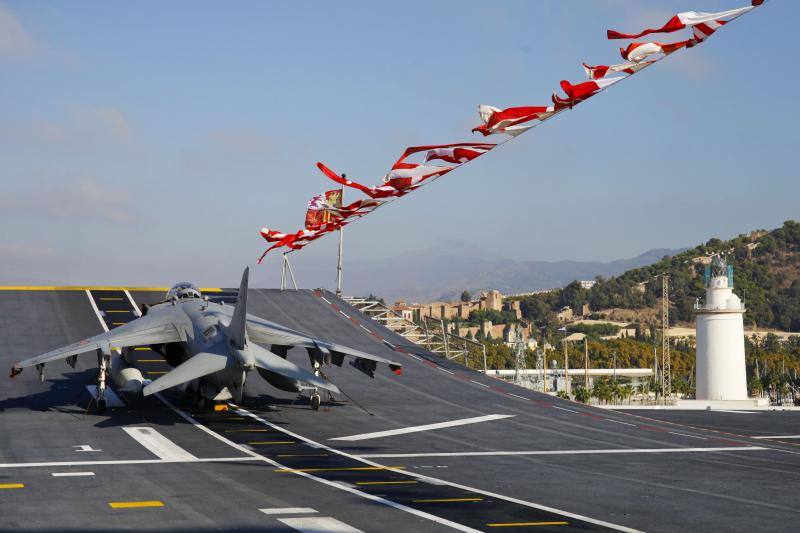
[604, 418, 637, 427]
[338, 310, 350, 319]
[407, 353, 422, 361]
[358, 324, 371, 332]
[320, 296, 332, 304]
[552, 406, 580, 414]
[470, 380, 490, 388]
[51, 472, 95, 477]
[278, 516, 363, 533]
[751, 435, 800, 440]
[437, 367, 455, 375]
[260, 508, 318, 515]
[508, 393, 529, 401]
[668, 431, 707, 440]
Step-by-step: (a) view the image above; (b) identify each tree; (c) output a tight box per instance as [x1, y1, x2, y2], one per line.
[460, 290, 471, 303]
[573, 386, 591, 404]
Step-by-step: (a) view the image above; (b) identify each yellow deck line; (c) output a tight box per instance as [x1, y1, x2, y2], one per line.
[486, 522, 569, 527]
[413, 498, 483, 503]
[0, 286, 222, 292]
[275, 466, 403, 474]
[355, 480, 417, 485]
[0, 483, 24, 489]
[146, 371, 167, 375]
[109, 501, 164, 509]
[134, 347, 151, 351]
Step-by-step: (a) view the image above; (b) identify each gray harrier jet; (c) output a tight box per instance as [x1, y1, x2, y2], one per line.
[10, 267, 401, 412]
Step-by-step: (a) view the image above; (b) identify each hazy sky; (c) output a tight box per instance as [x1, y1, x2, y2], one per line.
[1, 1, 796, 289]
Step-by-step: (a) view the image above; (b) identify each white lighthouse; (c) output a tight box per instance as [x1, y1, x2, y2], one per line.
[695, 256, 747, 400]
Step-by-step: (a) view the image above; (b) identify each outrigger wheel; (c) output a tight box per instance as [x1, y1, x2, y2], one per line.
[310, 391, 321, 411]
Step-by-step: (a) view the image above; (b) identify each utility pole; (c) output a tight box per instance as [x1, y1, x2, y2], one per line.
[563, 333, 570, 396]
[661, 274, 671, 403]
[584, 337, 589, 389]
[335, 182, 345, 298]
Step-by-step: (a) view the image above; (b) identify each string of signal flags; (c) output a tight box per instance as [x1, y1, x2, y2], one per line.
[258, 1, 766, 263]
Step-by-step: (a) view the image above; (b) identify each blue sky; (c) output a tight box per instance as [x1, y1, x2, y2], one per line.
[0, 1, 796, 289]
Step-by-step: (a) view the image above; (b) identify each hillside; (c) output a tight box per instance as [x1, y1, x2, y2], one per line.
[344, 245, 682, 303]
[515, 221, 800, 333]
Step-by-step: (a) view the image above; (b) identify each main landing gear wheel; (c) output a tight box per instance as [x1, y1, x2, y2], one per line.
[310, 392, 321, 411]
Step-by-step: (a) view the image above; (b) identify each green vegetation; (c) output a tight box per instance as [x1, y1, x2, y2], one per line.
[514, 220, 800, 332]
[466, 309, 520, 326]
[566, 322, 621, 337]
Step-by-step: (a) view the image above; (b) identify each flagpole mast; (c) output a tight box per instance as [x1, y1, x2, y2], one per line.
[336, 180, 345, 298]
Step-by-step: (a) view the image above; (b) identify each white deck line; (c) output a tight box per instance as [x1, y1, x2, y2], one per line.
[329, 414, 514, 442]
[0, 457, 262, 469]
[234, 406, 644, 533]
[122, 427, 197, 461]
[320, 297, 332, 304]
[338, 310, 349, 319]
[751, 435, 800, 440]
[260, 508, 318, 515]
[51, 472, 95, 477]
[407, 353, 422, 361]
[437, 367, 455, 375]
[470, 380, 490, 388]
[278, 516, 363, 533]
[508, 393, 529, 401]
[355, 447, 767, 459]
[668, 431, 707, 440]
[714, 410, 757, 414]
[552, 406, 580, 413]
[605, 418, 637, 427]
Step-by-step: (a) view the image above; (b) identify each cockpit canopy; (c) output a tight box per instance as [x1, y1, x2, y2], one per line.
[166, 282, 202, 301]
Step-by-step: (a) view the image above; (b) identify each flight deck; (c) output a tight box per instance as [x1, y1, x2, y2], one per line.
[1, 287, 799, 532]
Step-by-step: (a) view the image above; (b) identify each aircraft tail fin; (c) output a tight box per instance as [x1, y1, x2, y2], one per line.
[227, 267, 249, 350]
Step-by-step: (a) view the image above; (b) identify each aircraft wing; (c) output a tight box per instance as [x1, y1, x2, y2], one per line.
[11, 310, 189, 374]
[244, 313, 403, 373]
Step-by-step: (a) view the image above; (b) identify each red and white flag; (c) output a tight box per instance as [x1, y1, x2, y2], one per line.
[317, 162, 400, 199]
[305, 189, 343, 230]
[619, 40, 690, 62]
[384, 162, 453, 191]
[423, 143, 494, 164]
[607, 4, 758, 40]
[472, 105, 556, 136]
[582, 60, 654, 80]
[552, 77, 623, 108]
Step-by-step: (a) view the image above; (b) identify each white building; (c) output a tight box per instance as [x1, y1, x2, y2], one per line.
[694, 256, 747, 400]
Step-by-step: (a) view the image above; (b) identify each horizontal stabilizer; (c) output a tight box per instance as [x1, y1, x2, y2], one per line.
[143, 352, 228, 396]
[249, 343, 339, 394]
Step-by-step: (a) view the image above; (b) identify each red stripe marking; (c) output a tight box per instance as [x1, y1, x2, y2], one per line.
[532, 401, 553, 408]
[580, 411, 604, 420]
[313, 290, 323, 297]
[638, 425, 666, 433]
[330, 304, 340, 312]
[349, 317, 360, 325]
[423, 360, 437, 368]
